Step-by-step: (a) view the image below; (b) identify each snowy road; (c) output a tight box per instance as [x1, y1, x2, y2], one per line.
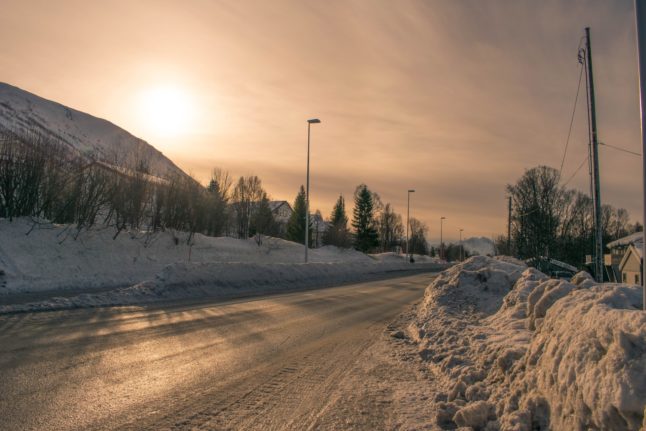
[0, 273, 438, 430]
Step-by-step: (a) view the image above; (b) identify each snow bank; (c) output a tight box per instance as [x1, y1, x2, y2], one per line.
[410, 256, 646, 431]
[0, 218, 448, 312]
[0, 260, 444, 313]
[0, 218, 373, 295]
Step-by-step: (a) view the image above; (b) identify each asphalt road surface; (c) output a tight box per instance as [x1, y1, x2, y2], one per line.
[0, 273, 437, 431]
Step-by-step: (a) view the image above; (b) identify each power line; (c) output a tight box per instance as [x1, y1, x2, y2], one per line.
[559, 61, 585, 178]
[562, 154, 589, 188]
[599, 141, 641, 157]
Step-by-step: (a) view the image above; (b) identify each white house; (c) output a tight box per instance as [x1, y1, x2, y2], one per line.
[607, 232, 644, 282]
[619, 240, 642, 285]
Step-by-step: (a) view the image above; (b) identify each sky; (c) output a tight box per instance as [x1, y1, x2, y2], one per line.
[0, 0, 641, 242]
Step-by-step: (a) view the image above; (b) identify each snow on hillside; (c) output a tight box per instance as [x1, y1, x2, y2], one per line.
[409, 256, 645, 430]
[0, 82, 185, 179]
[0, 218, 448, 312]
[462, 236, 495, 256]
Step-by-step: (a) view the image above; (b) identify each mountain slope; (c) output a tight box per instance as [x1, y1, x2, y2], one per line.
[0, 82, 186, 180]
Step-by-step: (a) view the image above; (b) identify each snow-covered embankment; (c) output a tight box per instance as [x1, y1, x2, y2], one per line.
[410, 256, 646, 431]
[0, 219, 446, 313]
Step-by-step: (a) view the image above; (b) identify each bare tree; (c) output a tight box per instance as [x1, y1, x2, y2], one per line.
[231, 175, 265, 239]
[376, 203, 404, 252]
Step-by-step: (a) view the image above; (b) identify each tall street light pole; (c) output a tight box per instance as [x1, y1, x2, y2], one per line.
[635, 0, 646, 309]
[406, 189, 415, 262]
[305, 118, 321, 263]
[459, 228, 464, 262]
[440, 216, 446, 261]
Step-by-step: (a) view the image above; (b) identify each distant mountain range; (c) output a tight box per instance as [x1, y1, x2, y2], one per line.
[0, 82, 186, 180]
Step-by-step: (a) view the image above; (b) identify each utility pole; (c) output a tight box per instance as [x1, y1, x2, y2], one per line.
[584, 27, 604, 282]
[634, 0, 646, 309]
[507, 196, 512, 256]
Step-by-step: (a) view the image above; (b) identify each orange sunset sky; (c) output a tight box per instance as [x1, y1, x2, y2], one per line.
[0, 0, 641, 241]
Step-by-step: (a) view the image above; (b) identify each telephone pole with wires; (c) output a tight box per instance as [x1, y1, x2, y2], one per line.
[634, 0, 646, 309]
[581, 27, 604, 282]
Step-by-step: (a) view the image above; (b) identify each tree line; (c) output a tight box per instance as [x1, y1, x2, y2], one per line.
[0, 129, 274, 243]
[0, 129, 434, 254]
[288, 183, 430, 255]
[496, 165, 640, 267]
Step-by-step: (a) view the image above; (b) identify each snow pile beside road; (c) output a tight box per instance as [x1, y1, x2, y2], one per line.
[410, 256, 646, 431]
[0, 260, 444, 313]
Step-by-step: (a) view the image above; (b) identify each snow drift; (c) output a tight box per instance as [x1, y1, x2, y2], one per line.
[410, 256, 646, 431]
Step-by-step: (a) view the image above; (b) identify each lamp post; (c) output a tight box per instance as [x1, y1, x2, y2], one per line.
[459, 228, 464, 262]
[305, 118, 321, 263]
[440, 216, 446, 261]
[406, 189, 415, 261]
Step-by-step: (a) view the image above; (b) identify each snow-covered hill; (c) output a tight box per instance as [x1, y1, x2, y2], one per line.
[462, 236, 495, 256]
[0, 82, 186, 179]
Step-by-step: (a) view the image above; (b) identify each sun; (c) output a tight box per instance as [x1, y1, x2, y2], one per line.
[136, 85, 194, 138]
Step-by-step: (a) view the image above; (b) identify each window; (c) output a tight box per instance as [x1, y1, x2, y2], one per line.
[623, 273, 627, 283]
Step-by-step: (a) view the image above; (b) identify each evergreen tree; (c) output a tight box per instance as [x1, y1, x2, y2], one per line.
[286, 185, 312, 245]
[352, 184, 378, 252]
[250, 192, 276, 242]
[323, 195, 351, 247]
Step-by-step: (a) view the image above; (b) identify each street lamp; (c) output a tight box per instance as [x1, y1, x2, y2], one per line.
[459, 228, 464, 262]
[406, 189, 415, 262]
[440, 216, 446, 261]
[305, 118, 321, 263]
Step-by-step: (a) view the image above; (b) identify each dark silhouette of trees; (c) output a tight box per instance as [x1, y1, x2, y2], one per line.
[376, 202, 403, 252]
[231, 175, 265, 239]
[352, 184, 378, 253]
[286, 185, 312, 245]
[322, 195, 351, 248]
[250, 192, 277, 244]
[505, 165, 636, 266]
[0, 129, 243, 242]
[408, 217, 428, 255]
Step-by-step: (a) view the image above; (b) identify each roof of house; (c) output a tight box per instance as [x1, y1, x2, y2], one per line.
[607, 232, 644, 249]
[268, 201, 292, 212]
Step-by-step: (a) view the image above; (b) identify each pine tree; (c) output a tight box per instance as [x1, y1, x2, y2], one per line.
[286, 185, 312, 245]
[352, 184, 378, 252]
[323, 194, 350, 247]
[250, 192, 276, 242]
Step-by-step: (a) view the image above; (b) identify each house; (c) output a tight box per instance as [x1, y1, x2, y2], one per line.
[268, 201, 293, 223]
[268, 201, 293, 237]
[619, 240, 643, 285]
[607, 232, 644, 282]
[309, 211, 330, 248]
